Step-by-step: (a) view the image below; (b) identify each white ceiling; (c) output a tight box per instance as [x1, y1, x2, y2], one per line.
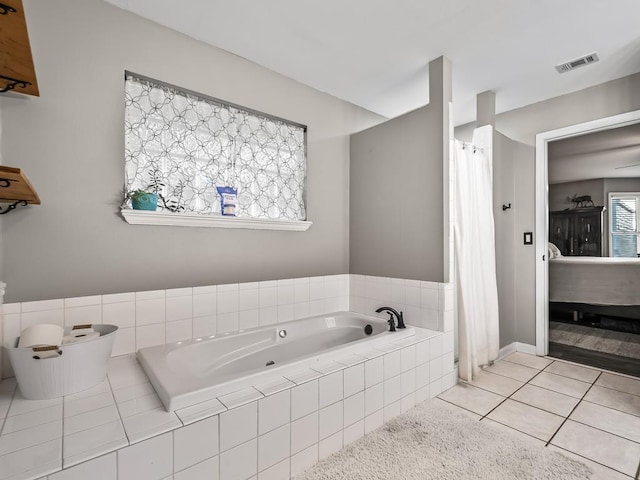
[548, 122, 640, 184]
[104, 0, 640, 125]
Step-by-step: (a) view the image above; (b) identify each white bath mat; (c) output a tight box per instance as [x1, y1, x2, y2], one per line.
[295, 400, 592, 480]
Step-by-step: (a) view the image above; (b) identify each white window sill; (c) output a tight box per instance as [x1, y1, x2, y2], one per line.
[121, 209, 312, 231]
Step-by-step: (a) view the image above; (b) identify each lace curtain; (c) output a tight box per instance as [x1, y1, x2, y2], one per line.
[124, 74, 307, 220]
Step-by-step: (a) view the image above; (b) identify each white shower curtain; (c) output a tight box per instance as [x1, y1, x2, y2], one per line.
[454, 136, 500, 382]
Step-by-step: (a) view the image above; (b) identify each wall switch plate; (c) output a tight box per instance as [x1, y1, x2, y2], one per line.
[523, 232, 533, 245]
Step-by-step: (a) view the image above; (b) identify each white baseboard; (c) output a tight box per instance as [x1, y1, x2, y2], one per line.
[498, 343, 517, 359]
[515, 342, 537, 355]
[498, 342, 537, 359]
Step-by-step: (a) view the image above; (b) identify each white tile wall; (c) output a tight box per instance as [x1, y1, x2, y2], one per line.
[0, 273, 456, 480]
[2, 275, 351, 374]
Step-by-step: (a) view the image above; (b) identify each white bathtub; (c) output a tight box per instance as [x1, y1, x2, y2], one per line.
[138, 311, 415, 411]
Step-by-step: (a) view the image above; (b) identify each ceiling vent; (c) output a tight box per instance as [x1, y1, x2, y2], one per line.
[555, 52, 599, 74]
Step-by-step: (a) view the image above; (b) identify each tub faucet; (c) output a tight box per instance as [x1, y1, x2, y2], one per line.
[375, 307, 406, 331]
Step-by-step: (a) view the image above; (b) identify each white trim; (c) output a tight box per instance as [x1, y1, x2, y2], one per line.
[121, 209, 313, 231]
[515, 342, 537, 355]
[497, 342, 537, 360]
[534, 109, 640, 356]
[498, 343, 517, 360]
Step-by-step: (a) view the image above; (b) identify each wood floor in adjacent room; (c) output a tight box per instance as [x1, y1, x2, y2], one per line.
[549, 321, 640, 377]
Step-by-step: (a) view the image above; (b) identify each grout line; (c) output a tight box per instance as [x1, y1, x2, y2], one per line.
[434, 396, 485, 419]
[0, 383, 19, 436]
[545, 371, 602, 447]
[106, 372, 131, 446]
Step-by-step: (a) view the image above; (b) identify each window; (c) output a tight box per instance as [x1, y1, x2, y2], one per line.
[609, 192, 640, 257]
[124, 73, 307, 221]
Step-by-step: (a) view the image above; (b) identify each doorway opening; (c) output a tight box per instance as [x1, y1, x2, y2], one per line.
[535, 110, 640, 377]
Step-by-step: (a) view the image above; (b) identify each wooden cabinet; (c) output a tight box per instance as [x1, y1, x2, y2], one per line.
[549, 207, 605, 256]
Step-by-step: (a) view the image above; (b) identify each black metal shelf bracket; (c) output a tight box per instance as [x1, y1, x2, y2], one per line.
[0, 3, 16, 15]
[0, 75, 31, 93]
[0, 200, 28, 215]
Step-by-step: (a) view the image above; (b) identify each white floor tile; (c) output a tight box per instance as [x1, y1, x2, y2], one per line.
[570, 401, 640, 443]
[438, 383, 504, 416]
[510, 384, 580, 417]
[583, 385, 640, 417]
[547, 445, 634, 480]
[529, 372, 591, 399]
[487, 399, 564, 441]
[503, 352, 552, 370]
[545, 361, 600, 383]
[431, 398, 482, 420]
[484, 361, 539, 382]
[596, 372, 640, 397]
[481, 418, 546, 447]
[469, 371, 524, 397]
[551, 420, 640, 477]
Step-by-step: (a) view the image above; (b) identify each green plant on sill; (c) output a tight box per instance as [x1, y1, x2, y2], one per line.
[124, 169, 186, 213]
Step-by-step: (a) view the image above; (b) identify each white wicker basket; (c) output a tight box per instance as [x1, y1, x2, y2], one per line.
[7, 324, 118, 399]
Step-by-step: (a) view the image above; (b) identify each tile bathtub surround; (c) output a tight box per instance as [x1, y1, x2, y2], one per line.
[1, 273, 457, 381]
[438, 354, 640, 479]
[0, 328, 454, 480]
[1, 275, 351, 378]
[350, 274, 455, 333]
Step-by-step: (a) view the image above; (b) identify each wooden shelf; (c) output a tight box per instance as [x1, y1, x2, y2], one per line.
[0, 166, 40, 204]
[0, 0, 39, 96]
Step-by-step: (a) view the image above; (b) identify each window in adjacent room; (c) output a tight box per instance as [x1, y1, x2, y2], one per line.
[609, 192, 640, 257]
[124, 72, 307, 221]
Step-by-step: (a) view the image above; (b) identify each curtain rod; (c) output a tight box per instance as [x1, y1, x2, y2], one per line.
[459, 140, 484, 153]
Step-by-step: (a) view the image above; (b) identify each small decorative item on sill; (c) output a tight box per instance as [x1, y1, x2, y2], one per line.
[216, 186, 238, 216]
[130, 191, 158, 211]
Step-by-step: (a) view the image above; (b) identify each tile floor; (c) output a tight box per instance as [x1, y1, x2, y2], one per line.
[438, 352, 640, 480]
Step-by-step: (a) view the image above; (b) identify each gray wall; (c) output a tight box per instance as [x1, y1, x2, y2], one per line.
[492, 132, 535, 347]
[0, 0, 384, 303]
[457, 72, 640, 347]
[349, 57, 451, 282]
[548, 179, 605, 212]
